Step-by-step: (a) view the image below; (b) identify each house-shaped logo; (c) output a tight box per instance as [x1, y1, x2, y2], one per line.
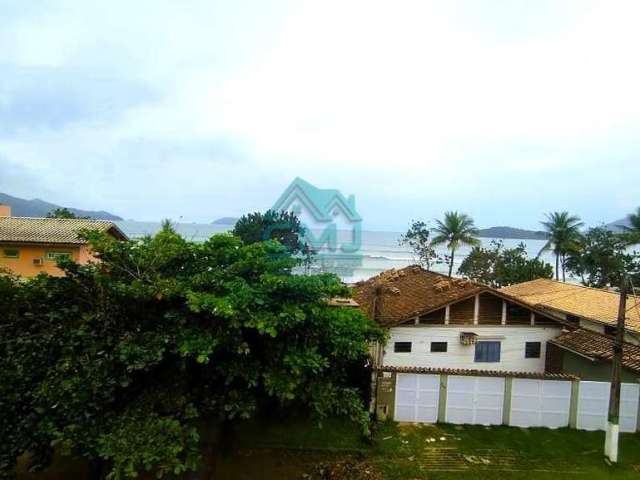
[272, 177, 363, 275]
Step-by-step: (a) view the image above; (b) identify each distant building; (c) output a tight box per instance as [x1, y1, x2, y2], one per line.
[0, 203, 127, 277]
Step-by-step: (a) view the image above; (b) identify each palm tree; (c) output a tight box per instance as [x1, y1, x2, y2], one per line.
[431, 211, 480, 277]
[539, 212, 584, 282]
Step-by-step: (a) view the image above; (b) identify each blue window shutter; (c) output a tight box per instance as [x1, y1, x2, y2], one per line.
[475, 341, 501, 362]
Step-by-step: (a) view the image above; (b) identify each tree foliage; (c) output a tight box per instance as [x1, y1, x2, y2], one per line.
[232, 210, 307, 254]
[458, 240, 553, 287]
[399, 220, 439, 270]
[0, 225, 382, 479]
[539, 211, 583, 282]
[565, 226, 640, 288]
[46, 207, 87, 219]
[431, 211, 480, 277]
[620, 206, 640, 246]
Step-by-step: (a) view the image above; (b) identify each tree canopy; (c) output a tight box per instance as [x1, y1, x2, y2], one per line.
[431, 211, 480, 277]
[399, 220, 439, 270]
[539, 211, 583, 282]
[565, 226, 640, 288]
[0, 225, 382, 479]
[232, 210, 307, 255]
[458, 240, 553, 287]
[46, 207, 88, 219]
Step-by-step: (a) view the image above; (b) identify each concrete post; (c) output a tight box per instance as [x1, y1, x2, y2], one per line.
[569, 379, 580, 429]
[502, 377, 513, 425]
[501, 301, 507, 325]
[473, 294, 480, 325]
[438, 374, 448, 423]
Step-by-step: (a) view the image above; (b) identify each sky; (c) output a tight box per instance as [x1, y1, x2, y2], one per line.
[1, 0, 639, 231]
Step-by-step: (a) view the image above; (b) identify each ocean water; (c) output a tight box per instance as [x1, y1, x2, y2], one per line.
[115, 221, 553, 283]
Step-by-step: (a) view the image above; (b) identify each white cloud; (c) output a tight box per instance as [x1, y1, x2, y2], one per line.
[1, 0, 640, 228]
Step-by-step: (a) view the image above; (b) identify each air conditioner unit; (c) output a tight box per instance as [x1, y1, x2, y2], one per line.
[33, 258, 44, 266]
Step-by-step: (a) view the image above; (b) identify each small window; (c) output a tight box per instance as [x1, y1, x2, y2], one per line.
[430, 342, 447, 353]
[46, 251, 72, 261]
[3, 248, 19, 258]
[604, 325, 617, 337]
[525, 341, 541, 359]
[474, 341, 501, 362]
[394, 342, 412, 353]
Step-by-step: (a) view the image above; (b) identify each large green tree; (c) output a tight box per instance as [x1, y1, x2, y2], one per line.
[539, 211, 584, 282]
[232, 210, 307, 255]
[458, 240, 553, 287]
[565, 226, 639, 288]
[0, 225, 381, 479]
[431, 211, 480, 277]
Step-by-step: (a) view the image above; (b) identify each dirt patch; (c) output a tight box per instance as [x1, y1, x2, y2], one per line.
[303, 460, 384, 480]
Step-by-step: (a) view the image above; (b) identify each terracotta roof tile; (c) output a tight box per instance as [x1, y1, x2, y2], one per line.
[500, 278, 640, 333]
[375, 365, 577, 380]
[351, 266, 486, 326]
[0, 217, 127, 244]
[549, 328, 640, 373]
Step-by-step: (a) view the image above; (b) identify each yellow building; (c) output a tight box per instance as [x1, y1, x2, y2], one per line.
[0, 204, 127, 277]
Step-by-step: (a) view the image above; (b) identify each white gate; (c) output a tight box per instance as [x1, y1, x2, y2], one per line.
[394, 374, 440, 423]
[510, 379, 571, 428]
[446, 376, 504, 425]
[577, 381, 639, 432]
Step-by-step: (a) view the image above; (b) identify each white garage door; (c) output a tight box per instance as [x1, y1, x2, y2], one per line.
[446, 376, 504, 425]
[577, 381, 639, 432]
[394, 373, 440, 423]
[510, 379, 571, 428]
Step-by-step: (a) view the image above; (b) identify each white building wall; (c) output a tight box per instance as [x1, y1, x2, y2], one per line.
[383, 326, 562, 373]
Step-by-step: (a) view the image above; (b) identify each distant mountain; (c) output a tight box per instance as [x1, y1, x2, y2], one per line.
[605, 217, 631, 233]
[0, 192, 123, 220]
[477, 226, 548, 240]
[212, 217, 239, 225]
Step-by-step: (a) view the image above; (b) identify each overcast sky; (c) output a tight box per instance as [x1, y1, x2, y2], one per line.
[1, 0, 639, 230]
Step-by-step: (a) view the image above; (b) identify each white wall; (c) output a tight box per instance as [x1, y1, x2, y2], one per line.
[383, 326, 562, 373]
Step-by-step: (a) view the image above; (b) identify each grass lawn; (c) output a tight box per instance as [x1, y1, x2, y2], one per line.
[18, 418, 640, 479]
[223, 417, 640, 479]
[370, 422, 640, 479]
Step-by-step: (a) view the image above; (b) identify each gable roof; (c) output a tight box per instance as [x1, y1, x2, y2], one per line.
[272, 177, 361, 222]
[500, 278, 640, 334]
[549, 328, 640, 374]
[351, 265, 486, 326]
[0, 217, 128, 245]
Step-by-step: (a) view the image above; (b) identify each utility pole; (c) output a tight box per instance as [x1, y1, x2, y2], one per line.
[605, 276, 628, 463]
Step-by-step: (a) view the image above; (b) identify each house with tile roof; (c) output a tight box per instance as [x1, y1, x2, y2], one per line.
[352, 266, 567, 374]
[501, 278, 640, 382]
[0, 204, 127, 277]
